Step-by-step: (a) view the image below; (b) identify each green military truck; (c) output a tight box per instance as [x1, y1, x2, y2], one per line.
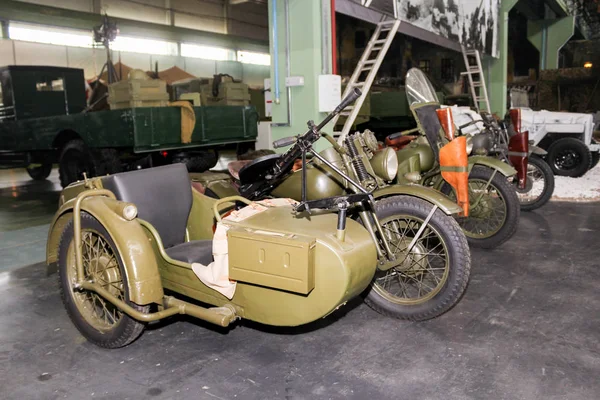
[0, 66, 258, 187]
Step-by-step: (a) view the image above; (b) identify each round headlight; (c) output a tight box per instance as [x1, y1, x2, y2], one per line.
[370, 147, 398, 182]
[385, 147, 399, 181]
[122, 204, 138, 220]
[466, 136, 474, 155]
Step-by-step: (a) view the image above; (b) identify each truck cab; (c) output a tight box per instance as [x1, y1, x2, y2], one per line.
[0, 65, 86, 121]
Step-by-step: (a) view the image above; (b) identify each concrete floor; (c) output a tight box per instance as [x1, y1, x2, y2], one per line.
[1, 168, 599, 400]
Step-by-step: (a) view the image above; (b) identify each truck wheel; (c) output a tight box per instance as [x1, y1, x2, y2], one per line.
[58, 213, 148, 348]
[547, 137, 592, 177]
[26, 163, 52, 181]
[59, 140, 96, 187]
[94, 149, 122, 176]
[172, 150, 218, 172]
[363, 196, 471, 321]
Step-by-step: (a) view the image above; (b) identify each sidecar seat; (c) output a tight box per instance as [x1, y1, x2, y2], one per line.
[102, 163, 213, 265]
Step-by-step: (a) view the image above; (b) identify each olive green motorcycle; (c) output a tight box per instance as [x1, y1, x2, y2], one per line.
[202, 89, 472, 322]
[386, 68, 520, 249]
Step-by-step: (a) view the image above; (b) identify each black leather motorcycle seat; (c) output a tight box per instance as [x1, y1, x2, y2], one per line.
[165, 240, 213, 265]
[102, 163, 193, 249]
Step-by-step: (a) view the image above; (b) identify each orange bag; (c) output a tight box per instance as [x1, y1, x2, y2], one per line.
[439, 136, 469, 216]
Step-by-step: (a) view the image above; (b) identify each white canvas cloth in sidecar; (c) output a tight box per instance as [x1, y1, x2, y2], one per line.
[191, 198, 298, 299]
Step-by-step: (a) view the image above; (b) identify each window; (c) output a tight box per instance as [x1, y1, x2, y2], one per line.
[181, 43, 236, 61]
[237, 51, 270, 66]
[36, 78, 64, 92]
[9, 22, 177, 56]
[441, 58, 455, 82]
[418, 60, 430, 74]
[9, 22, 93, 48]
[111, 36, 177, 56]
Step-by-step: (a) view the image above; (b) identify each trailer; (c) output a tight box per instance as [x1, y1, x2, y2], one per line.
[0, 66, 258, 187]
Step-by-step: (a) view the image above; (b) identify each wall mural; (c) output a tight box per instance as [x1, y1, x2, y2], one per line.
[360, 0, 500, 57]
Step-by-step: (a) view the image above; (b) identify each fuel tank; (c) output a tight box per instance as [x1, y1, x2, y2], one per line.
[395, 136, 435, 182]
[271, 147, 346, 200]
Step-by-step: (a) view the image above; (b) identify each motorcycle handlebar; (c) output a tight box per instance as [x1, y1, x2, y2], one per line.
[273, 136, 298, 149]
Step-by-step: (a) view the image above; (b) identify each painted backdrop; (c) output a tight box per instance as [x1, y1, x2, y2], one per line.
[360, 0, 500, 57]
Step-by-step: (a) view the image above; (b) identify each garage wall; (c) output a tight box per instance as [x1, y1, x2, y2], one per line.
[0, 38, 269, 86]
[13, 0, 268, 40]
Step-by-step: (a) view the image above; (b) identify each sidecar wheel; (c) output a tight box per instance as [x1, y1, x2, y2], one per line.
[363, 196, 471, 321]
[58, 213, 149, 348]
[441, 166, 520, 249]
[516, 155, 554, 211]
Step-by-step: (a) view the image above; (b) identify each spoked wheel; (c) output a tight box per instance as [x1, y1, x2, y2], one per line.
[363, 196, 471, 321]
[58, 213, 148, 348]
[514, 155, 555, 211]
[441, 166, 520, 249]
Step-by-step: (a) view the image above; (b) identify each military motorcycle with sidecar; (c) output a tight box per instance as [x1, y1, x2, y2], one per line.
[46, 90, 471, 349]
[385, 68, 520, 249]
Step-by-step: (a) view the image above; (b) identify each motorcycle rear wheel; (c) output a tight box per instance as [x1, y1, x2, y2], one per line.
[363, 196, 471, 321]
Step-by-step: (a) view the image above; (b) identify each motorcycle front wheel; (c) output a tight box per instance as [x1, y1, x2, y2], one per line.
[514, 155, 555, 211]
[363, 196, 471, 321]
[441, 166, 520, 249]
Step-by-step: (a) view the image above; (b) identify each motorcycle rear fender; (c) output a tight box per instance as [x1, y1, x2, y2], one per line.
[469, 156, 517, 177]
[373, 185, 463, 215]
[46, 196, 164, 305]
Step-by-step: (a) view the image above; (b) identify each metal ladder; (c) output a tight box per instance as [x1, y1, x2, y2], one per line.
[460, 45, 491, 113]
[334, 18, 401, 144]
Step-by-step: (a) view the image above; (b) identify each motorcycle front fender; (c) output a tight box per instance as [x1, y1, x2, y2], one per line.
[373, 185, 463, 215]
[469, 156, 517, 177]
[46, 196, 164, 305]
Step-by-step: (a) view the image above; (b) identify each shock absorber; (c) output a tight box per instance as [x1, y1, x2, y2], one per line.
[345, 136, 372, 186]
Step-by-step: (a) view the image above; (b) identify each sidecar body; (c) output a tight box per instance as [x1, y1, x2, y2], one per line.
[46, 164, 377, 330]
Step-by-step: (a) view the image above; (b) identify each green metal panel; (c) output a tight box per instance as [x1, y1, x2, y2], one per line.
[132, 106, 258, 152]
[269, 0, 332, 152]
[489, 0, 519, 117]
[0, 103, 257, 153]
[527, 17, 575, 70]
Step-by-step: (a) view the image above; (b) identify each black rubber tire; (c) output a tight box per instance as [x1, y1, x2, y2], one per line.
[58, 213, 148, 348]
[363, 196, 471, 321]
[58, 140, 96, 188]
[26, 163, 52, 181]
[173, 150, 218, 172]
[590, 151, 599, 170]
[518, 155, 555, 212]
[547, 137, 592, 177]
[441, 166, 520, 249]
[94, 148, 122, 176]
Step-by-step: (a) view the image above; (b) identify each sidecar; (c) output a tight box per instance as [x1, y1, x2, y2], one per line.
[46, 164, 377, 348]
